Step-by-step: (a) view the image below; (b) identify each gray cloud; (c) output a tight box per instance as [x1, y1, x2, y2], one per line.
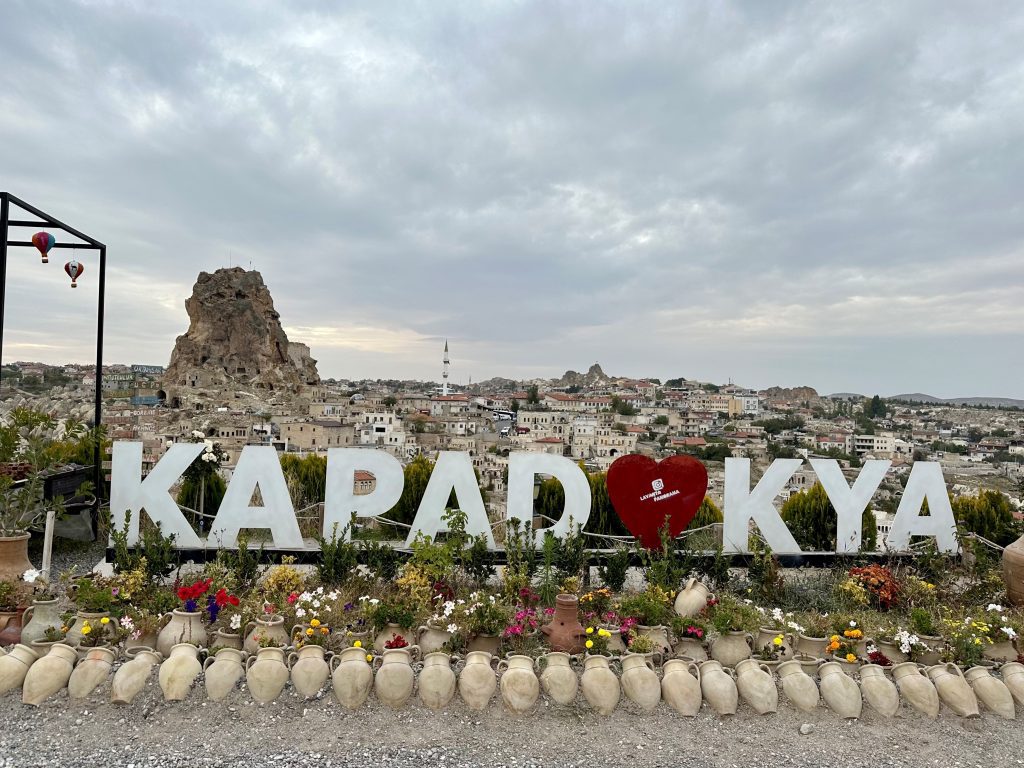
[1, 0, 1022, 397]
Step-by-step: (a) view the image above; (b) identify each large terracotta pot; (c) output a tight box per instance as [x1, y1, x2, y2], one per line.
[539, 652, 578, 706]
[204, 647, 245, 701]
[661, 658, 701, 716]
[458, 650, 497, 710]
[159, 643, 202, 701]
[540, 594, 585, 653]
[620, 653, 660, 710]
[111, 648, 161, 705]
[817, 661, 861, 719]
[157, 610, 206, 656]
[243, 615, 290, 654]
[20, 599, 62, 647]
[418, 652, 456, 710]
[674, 578, 714, 618]
[68, 646, 116, 699]
[0, 533, 33, 582]
[698, 659, 737, 716]
[859, 663, 899, 717]
[498, 654, 540, 713]
[891, 661, 939, 718]
[331, 646, 374, 709]
[710, 631, 753, 668]
[581, 654, 620, 715]
[776, 659, 819, 712]
[1002, 533, 1024, 605]
[0, 608, 24, 646]
[289, 644, 331, 699]
[22, 642, 77, 706]
[926, 663, 980, 718]
[965, 665, 1015, 720]
[246, 646, 289, 703]
[734, 658, 777, 715]
[0, 643, 39, 694]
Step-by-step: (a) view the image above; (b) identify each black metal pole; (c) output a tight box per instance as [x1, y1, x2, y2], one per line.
[0, 192, 8, 375]
[94, 244, 106, 519]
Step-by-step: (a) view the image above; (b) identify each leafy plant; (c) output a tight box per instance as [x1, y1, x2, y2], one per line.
[108, 509, 178, 581]
[597, 547, 630, 592]
[315, 518, 359, 586]
[71, 577, 117, 613]
[360, 538, 401, 581]
[707, 594, 759, 634]
[216, 531, 264, 591]
[617, 584, 674, 627]
[910, 607, 939, 636]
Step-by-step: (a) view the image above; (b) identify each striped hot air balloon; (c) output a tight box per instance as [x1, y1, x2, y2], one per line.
[31, 231, 55, 263]
[64, 259, 84, 288]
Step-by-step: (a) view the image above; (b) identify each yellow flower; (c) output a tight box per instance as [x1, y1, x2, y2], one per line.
[585, 639, 594, 649]
[830, 635, 840, 643]
[366, 654, 373, 663]
[100, 617, 110, 625]
[81, 623, 92, 636]
[60, 626, 68, 633]
[846, 653, 856, 663]
[353, 640, 362, 648]
[305, 628, 314, 636]
[320, 627, 329, 635]
[310, 618, 321, 628]
[598, 629, 611, 638]
[586, 627, 594, 634]
[974, 638, 982, 645]
[773, 636, 783, 646]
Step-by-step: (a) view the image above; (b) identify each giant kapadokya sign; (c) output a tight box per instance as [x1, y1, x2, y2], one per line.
[109, 443, 959, 555]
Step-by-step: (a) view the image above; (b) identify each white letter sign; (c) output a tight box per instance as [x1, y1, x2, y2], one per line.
[506, 453, 592, 540]
[885, 462, 959, 553]
[723, 457, 802, 554]
[810, 459, 890, 554]
[324, 448, 404, 539]
[407, 451, 494, 547]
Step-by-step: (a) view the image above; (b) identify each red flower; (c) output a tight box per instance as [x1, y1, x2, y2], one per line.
[215, 588, 229, 607]
[228, 595, 240, 606]
[177, 587, 191, 601]
[287, 592, 298, 604]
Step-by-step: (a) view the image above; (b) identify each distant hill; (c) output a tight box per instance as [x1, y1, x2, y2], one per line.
[889, 393, 1024, 408]
[828, 392, 865, 400]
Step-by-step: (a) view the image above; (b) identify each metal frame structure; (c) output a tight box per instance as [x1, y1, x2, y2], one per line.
[0, 192, 107, 513]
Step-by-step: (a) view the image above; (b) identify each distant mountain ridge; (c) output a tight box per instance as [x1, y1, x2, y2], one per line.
[888, 393, 1024, 407]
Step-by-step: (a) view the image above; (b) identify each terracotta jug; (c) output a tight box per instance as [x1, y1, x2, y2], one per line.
[372, 623, 411, 653]
[418, 652, 456, 710]
[539, 652, 578, 706]
[661, 658, 701, 716]
[467, 633, 501, 656]
[289, 644, 331, 699]
[891, 662, 939, 718]
[417, 623, 452, 655]
[0, 608, 24, 647]
[0, 643, 39, 694]
[581, 654, 620, 715]
[699, 660, 738, 716]
[458, 650, 497, 710]
[859, 663, 899, 717]
[795, 634, 828, 659]
[673, 636, 707, 662]
[1000, 661, 1024, 707]
[110, 648, 161, 705]
[637, 625, 671, 657]
[68, 646, 116, 699]
[755, 628, 795, 661]
[620, 653, 660, 711]
[674, 578, 714, 618]
[159, 643, 203, 701]
[1002, 532, 1024, 605]
[735, 658, 777, 715]
[243, 615, 290, 655]
[710, 631, 753, 668]
[540, 594, 586, 654]
[499, 654, 541, 713]
[19, 599, 62, 647]
[246, 646, 289, 703]
[965, 665, 1015, 720]
[210, 629, 244, 652]
[204, 647, 245, 701]
[818, 661, 861, 719]
[154, 610, 205, 657]
[65, 611, 117, 648]
[374, 647, 417, 708]
[776, 659, 819, 712]
[22, 642, 77, 705]
[927, 663, 979, 717]
[0, 532, 32, 582]
[331, 646, 374, 709]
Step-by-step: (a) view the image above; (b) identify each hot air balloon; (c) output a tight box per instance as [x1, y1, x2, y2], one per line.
[64, 260, 84, 288]
[31, 231, 55, 263]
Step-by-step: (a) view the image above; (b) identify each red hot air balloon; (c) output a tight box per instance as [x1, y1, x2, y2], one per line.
[31, 232, 55, 263]
[64, 260, 84, 288]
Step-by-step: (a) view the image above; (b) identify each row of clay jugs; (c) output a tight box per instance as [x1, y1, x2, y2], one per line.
[927, 663, 980, 717]
[662, 658, 701, 716]
[498, 654, 540, 713]
[1000, 661, 1024, 706]
[710, 631, 753, 668]
[243, 615, 290, 655]
[159, 643, 203, 701]
[620, 653, 660, 710]
[290, 644, 331, 698]
[68, 646, 116, 699]
[859, 663, 899, 717]
[375, 646, 418, 708]
[205, 647, 246, 701]
[891, 662, 939, 717]
[23, 642, 77, 706]
[111, 648, 161, 704]
[419, 652, 456, 709]
[246, 646, 290, 703]
[459, 650, 497, 710]
[818, 661, 862, 719]
[674, 578, 714, 617]
[776, 659, 819, 712]
[735, 658, 777, 715]
[581, 654, 620, 715]
[332, 646, 374, 708]
[19, 598, 63, 646]
[539, 652, 578, 705]
[699, 660, 737, 715]
[964, 666, 1015, 719]
[0, 643, 38, 694]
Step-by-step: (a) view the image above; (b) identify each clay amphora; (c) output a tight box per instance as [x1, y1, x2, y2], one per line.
[0, 608, 24, 646]
[876, 640, 908, 665]
[581, 654, 620, 715]
[965, 665, 1015, 720]
[818, 661, 861, 719]
[1002, 532, 1024, 605]
[498, 654, 541, 713]
[699, 660, 737, 716]
[68, 646, 116, 699]
[710, 631, 753, 668]
[755, 628, 795, 661]
[246, 646, 289, 703]
[540, 594, 586, 654]
[794, 654, 823, 677]
[110, 648, 160, 704]
[859, 663, 899, 717]
[926, 663, 979, 718]
[776, 659, 819, 712]
[154, 610, 205, 657]
[19, 599, 62, 647]
[983, 640, 1017, 664]
[204, 647, 245, 701]
[65, 611, 117, 648]
[672, 637, 707, 662]
[1000, 661, 1024, 707]
[891, 662, 939, 718]
[417, 623, 452, 655]
[467, 633, 500, 655]
[159, 643, 203, 701]
[243, 615, 290, 655]
[915, 635, 943, 666]
[289, 644, 331, 698]
[374, 647, 417, 708]
[372, 623, 411, 653]
[620, 653, 660, 710]
[210, 629, 244, 652]
[661, 658, 701, 716]
[735, 658, 777, 715]
[539, 652, 578, 706]
[22, 642, 77, 705]
[636, 625, 671, 657]
[0, 643, 39, 694]
[418, 652, 456, 710]
[673, 578, 714, 618]
[125, 632, 158, 654]
[795, 634, 828, 659]
[458, 650, 497, 710]
[0, 532, 32, 582]
[331, 646, 374, 709]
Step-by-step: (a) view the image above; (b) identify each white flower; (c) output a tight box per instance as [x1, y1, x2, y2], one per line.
[230, 614, 242, 630]
[849, 620, 857, 627]
[22, 568, 41, 583]
[786, 621, 806, 634]
[770, 607, 784, 623]
[327, 591, 339, 601]
[295, 607, 307, 618]
[120, 616, 134, 631]
[312, 600, 322, 609]
[191, 430, 204, 439]
[1001, 626, 1018, 640]
[447, 624, 457, 634]
[987, 604, 1005, 613]
[369, 598, 380, 606]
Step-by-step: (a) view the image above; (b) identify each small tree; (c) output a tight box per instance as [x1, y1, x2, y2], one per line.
[780, 482, 878, 552]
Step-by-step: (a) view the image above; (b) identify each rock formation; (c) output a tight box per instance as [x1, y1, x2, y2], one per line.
[554, 363, 610, 388]
[162, 268, 319, 409]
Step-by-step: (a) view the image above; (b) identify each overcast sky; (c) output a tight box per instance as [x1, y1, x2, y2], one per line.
[2, 1, 1022, 398]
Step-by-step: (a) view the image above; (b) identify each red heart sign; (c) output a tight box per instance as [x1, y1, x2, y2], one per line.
[606, 454, 708, 549]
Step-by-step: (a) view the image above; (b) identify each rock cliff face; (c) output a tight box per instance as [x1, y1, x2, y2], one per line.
[162, 268, 319, 408]
[554, 363, 610, 388]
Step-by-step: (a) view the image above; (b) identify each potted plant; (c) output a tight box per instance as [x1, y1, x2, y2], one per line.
[0, 466, 60, 581]
[670, 615, 709, 661]
[617, 585, 675, 656]
[77, 615, 123, 659]
[18, 568, 62, 647]
[582, 625, 613, 656]
[502, 606, 541, 657]
[459, 592, 510, 655]
[707, 594, 759, 667]
[66, 577, 119, 647]
[909, 607, 943, 665]
[155, 577, 213, 656]
[978, 604, 1020, 663]
[0, 578, 30, 646]
[364, 595, 418, 652]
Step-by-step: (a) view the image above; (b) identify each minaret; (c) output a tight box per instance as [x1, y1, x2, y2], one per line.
[442, 340, 450, 396]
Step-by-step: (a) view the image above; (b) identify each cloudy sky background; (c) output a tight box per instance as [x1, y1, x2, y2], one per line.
[1, 1, 1022, 397]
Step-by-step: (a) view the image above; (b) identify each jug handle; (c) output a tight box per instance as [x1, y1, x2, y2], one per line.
[684, 576, 696, 592]
[707, 592, 717, 606]
[759, 663, 773, 677]
[287, 651, 298, 668]
[158, 613, 172, 630]
[203, 655, 217, 671]
[687, 661, 701, 681]
[407, 644, 421, 662]
[243, 621, 256, 639]
[329, 654, 344, 673]
[725, 666, 738, 680]
[948, 662, 966, 680]
[22, 606, 34, 625]
[416, 625, 429, 642]
[372, 655, 383, 671]
[496, 659, 508, 674]
[245, 655, 257, 672]
[744, 633, 755, 650]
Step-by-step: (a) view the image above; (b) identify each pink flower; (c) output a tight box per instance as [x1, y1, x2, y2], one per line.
[543, 607, 555, 616]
